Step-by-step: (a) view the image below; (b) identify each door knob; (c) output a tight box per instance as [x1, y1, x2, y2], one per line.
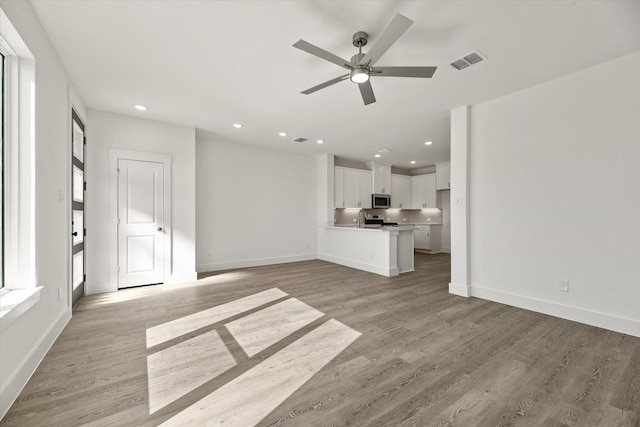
[157, 227, 163, 232]
[72, 232, 78, 236]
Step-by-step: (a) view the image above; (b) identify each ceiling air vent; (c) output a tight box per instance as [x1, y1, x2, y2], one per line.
[451, 50, 486, 70]
[463, 52, 483, 65]
[294, 137, 308, 143]
[450, 59, 469, 71]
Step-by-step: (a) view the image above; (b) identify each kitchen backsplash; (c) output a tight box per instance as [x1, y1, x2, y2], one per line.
[334, 208, 442, 225]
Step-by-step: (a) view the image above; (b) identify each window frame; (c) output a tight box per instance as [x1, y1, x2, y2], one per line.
[1, 46, 7, 293]
[0, 7, 39, 327]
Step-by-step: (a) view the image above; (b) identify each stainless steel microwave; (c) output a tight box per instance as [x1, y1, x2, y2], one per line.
[372, 194, 391, 209]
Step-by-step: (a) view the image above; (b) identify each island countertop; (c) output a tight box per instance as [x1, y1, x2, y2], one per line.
[318, 225, 414, 277]
[327, 225, 416, 232]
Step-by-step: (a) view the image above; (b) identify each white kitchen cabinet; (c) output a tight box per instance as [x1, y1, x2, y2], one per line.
[335, 167, 371, 208]
[391, 174, 411, 209]
[411, 173, 436, 209]
[436, 161, 451, 190]
[414, 225, 442, 252]
[366, 162, 391, 194]
[334, 167, 345, 208]
[414, 226, 431, 250]
[357, 170, 372, 208]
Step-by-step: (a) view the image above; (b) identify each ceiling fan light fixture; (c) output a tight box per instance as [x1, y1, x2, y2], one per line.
[350, 67, 370, 83]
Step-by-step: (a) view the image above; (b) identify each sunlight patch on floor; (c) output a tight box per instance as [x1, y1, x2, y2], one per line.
[160, 319, 362, 426]
[225, 297, 324, 357]
[145, 288, 288, 348]
[197, 271, 257, 285]
[147, 329, 235, 414]
[144, 287, 361, 424]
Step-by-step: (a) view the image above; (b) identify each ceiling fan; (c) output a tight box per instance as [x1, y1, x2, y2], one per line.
[293, 13, 437, 106]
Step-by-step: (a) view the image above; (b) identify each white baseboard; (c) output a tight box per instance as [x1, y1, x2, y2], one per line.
[449, 282, 470, 297]
[441, 246, 451, 253]
[197, 253, 317, 273]
[318, 253, 399, 277]
[0, 309, 71, 419]
[471, 285, 640, 338]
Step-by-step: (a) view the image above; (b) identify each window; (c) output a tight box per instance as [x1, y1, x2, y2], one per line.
[0, 7, 38, 326]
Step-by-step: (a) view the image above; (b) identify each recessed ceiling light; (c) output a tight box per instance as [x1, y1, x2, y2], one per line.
[278, 132, 287, 137]
[233, 123, 243, 128]
[134, 104, 147, 111]
[425, 141, 433, 145]
[374, 154, 381, 158]
[410, 160, 417, 164]
[316, 139, 324, 144]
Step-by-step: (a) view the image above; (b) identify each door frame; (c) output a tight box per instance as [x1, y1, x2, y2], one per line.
[108, 148, 172, 292]
[70, 108, 86, 307]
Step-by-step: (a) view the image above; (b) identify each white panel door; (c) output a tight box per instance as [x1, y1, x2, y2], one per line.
[118, 159, 164, 288]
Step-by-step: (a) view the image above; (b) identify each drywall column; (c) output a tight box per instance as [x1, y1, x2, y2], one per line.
[317, 154, 335, 226]
[449, 106, 471, 297]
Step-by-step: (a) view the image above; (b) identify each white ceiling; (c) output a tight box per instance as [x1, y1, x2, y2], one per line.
[31, 0, 640, 170]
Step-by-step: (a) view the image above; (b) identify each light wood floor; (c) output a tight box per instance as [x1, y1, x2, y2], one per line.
[2, 253, 639, 426]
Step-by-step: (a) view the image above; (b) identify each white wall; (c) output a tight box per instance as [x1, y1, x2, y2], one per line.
[0, 1, 86, 417]
[467, 50, 640, 336]
[86, 111, 196, 293]
[196, 131, 317, 271]
[438, 190, 451, 253]
[449, 106, 471, 297]
[317, 154, 334, 226]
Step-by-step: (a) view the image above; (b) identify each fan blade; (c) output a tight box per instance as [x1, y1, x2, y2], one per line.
[301, 74, 350, 95]
[293, 40, 352, 70]
[359, 14, 413, 66]
[358, 80, 376, 105]
[372, 66, 437, 78]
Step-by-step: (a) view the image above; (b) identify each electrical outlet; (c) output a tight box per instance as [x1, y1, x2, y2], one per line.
[353, 218, 357, 223]
[559, 280, 569, 292]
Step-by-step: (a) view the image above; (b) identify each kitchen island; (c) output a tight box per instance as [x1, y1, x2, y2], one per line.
[318, 225, 414, 277]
